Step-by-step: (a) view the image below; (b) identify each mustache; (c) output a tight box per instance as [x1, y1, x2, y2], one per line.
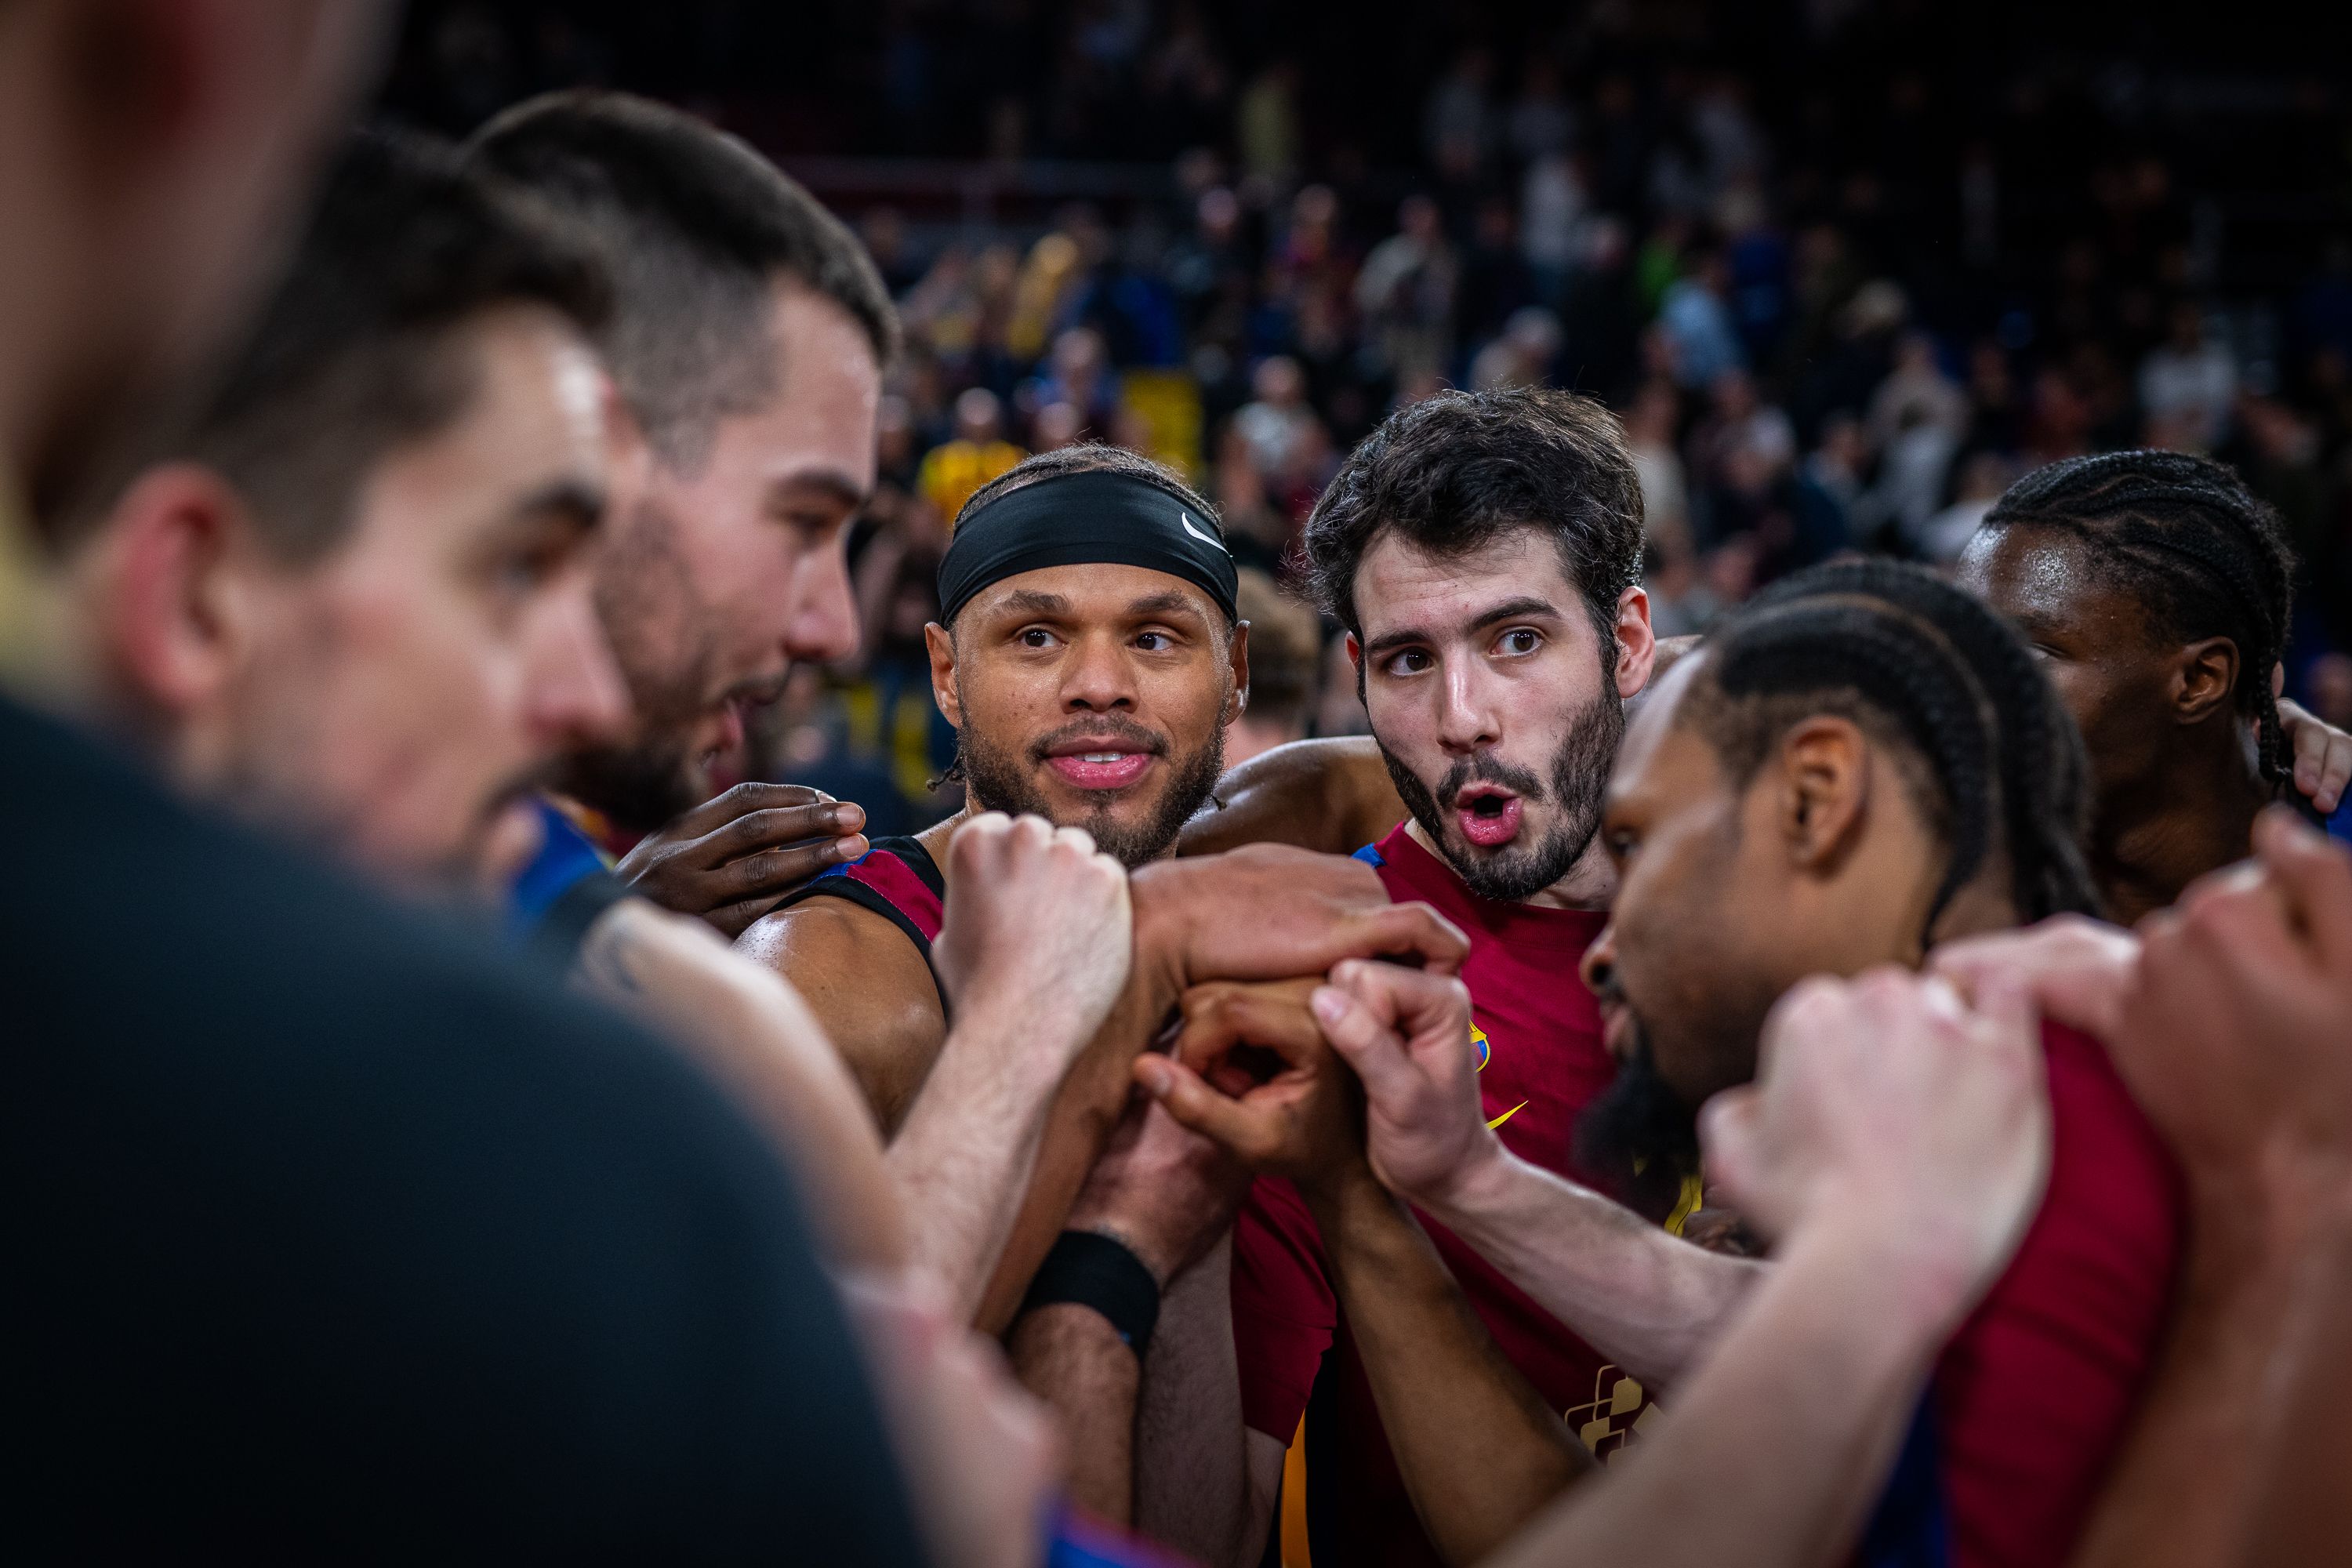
[1026, 716, 1171, 763]
[1436, 750, 1547, 805]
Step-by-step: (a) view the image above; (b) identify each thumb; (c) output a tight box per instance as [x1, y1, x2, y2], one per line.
[1313, 985, 1422, 1111]
[1136, 1054, 1265, 1162]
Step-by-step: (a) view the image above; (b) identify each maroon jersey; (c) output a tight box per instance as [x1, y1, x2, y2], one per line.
[1231, 822, 1634, 1568]
[1862, 1019, 2183, 1568]
[770, 835, 947, 1007]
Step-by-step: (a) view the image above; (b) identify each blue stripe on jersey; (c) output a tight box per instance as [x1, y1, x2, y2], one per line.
[507, 797, 608, 936]
[1858, 1394, 1953, 1568]
[1352, 842, 1386, 868]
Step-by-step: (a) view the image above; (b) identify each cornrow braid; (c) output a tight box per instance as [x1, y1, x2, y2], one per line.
[1981, 449, 2296, 786]
[1748, 561, 2101, 922]
[1687, 595, 2002, 941]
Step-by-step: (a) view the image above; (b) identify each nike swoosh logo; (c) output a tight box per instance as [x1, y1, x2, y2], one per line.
[1486, 1100, 1530, 1131]
[1180, 510, 1228, 554]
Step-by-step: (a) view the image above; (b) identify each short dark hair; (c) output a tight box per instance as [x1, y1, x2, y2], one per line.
[1302, 388, 1646, 652]
[158, 128, 608, 564]
[1682, 561, 2101, 937]
[1980, 449, 2296, 785]
[465, 91, 897, 471]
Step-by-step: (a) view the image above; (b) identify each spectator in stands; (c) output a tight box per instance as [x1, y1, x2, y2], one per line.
[1224, 568, 1322, 766]
[1356, 195, 1458, 383]
[1658, 248, 1744, 390]
[2140, 299, 2238, 450]
[919, 389, 1024, 524]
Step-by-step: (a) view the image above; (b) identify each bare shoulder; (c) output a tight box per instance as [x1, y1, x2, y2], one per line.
[737, 895, 946, 1132]
[1181, 735, 1403, 857]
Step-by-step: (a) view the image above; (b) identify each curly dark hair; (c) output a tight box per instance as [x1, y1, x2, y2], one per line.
[1301, 387, 1646, 656]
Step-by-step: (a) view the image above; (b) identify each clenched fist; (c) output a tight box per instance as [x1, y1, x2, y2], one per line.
[934, 813, 1134, 1090]
[1699, 967, 2050, 1336]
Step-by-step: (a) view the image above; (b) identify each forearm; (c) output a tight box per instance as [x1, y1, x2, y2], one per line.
[1008, 1305, 1138, 1524]
[2245, 1180, 2352, 1566]
[1425, 1150, 1763, 1389]
[575, 901, 908, 1270]
[1133, 1238, 1263, 1566]
[2073, 1156, 2352, 1568]
[971, 1042, 1140, 1334]
[887, 1025, 1067, 1319]
[1487, 1225, 1951, 1568]
[1311, 1166, 1592, 1566]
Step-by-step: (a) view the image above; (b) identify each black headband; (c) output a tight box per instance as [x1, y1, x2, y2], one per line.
[936, 469, 1239, 626]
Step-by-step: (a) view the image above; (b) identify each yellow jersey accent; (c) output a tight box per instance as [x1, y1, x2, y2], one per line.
[1485, 1099, 1530, 1131]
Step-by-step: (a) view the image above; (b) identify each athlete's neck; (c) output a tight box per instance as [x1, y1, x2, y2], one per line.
[2094, 724, 2274, 925]
[1404, 815, 1618, 911]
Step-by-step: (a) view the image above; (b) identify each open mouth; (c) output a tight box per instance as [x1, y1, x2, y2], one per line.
[1042, 739, 1161, 792]
[1454, 782, 1524, 848]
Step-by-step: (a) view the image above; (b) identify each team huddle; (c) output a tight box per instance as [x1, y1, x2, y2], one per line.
[12, 9, 2352, 1568]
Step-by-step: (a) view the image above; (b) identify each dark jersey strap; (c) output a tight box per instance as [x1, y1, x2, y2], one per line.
[775, 836, 949, 1014]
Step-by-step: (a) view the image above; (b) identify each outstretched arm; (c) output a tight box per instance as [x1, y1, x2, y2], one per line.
[1303, 956, 1759, 1389]
[1007, 1094, 1248, 1526]
[1181, 735, 1402, 858]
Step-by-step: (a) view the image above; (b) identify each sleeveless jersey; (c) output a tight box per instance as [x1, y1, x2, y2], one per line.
[771, 835, 948, 1007]
[1860, 1019, 2182, 1568]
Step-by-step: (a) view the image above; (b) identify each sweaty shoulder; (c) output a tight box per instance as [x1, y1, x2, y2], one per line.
[738, 893, 946, 1134]
[1181, 735, 1405, 857]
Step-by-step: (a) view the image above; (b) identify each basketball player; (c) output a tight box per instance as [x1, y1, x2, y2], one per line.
[1185, 452, 2352, 923]
[739, 441, 1469, 1326]
[2, 6, 943, 1555]
[1955, 448, 2320, 922]
[1151, 562, 2176, 1568]
[463, 93, 892, 930]
[1115, 385, 1664, 1567]
[64, 130, 625, 889]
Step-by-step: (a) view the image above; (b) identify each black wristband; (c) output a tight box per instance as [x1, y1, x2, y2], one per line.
[1016, 1230, 1162, 1356]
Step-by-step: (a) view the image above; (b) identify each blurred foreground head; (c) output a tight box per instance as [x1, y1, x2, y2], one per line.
[468, 93, 896, 830]
[64, 131, 627, 889]
[0, 0, 387, 533]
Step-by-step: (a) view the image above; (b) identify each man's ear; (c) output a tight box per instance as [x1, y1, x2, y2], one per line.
[89, 463, 260, 722]
[2171, 636, 2241, 725]
[1773, 715, 1870, 875]
[1613, 584, 1657, 700]
[1226, 619, 1251, 723]
[924, 620, 962, 730]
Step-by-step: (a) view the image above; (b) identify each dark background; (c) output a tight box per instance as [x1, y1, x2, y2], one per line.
[378, 0, 2352, 831]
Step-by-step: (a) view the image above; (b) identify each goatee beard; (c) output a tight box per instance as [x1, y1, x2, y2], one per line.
[1377, 683, 1623, 902]
[955, 712, 1226, 869]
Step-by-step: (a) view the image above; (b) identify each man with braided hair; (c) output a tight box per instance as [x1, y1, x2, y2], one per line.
[1141, 561, 2180, 1568]
[1955, 448, 2310, 922]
